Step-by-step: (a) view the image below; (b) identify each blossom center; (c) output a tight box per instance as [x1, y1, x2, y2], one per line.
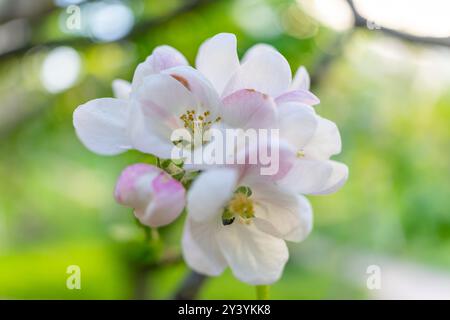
[179, 110, 221, 136]
[222, 186, 254, 226]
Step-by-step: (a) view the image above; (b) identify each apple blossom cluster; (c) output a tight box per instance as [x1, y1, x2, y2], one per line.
[73, 33, 348, 285]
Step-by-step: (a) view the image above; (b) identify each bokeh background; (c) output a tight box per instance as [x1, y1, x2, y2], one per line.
[1, 0, 450, 299]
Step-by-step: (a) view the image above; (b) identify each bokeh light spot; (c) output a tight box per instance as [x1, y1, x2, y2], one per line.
[40, 46, 81, 93]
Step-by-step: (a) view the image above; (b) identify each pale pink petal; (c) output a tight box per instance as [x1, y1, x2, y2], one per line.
[132, 45, 188, 91]
[143, 172, 185, 227]
[217, 222, 288, 285]
[73, 98, 130, 155]
[182, 217, 227, 276]
[223, 44, 291, 97]
[275, 89, 320, 106]
[114, 163, 158, 206]
[195, 33, 240, 95]
[221, 89, 277, 129]
[237, 140, 296, 182]
[115, 163, 186, 227]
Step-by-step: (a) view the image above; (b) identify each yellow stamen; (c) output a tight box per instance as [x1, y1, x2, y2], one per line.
[296, 150, 305, 158]
[229, 193, 254, 220]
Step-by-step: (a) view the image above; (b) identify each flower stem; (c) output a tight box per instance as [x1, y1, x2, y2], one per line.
[144, 227, 160, 243]
[151, 228, 160, 242]
[255, 285, 270, 300]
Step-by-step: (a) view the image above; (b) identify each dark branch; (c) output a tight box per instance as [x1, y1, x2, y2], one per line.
[172, 271, 207, 300]
[310, 31, 354, 87]
[346, 0, 450, 47]
[0, 0, 214, 60]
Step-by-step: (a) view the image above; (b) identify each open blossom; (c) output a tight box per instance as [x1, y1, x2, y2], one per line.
[73, 45, 192, 157]
[115, 163, 185, 227]
[182, 144, 313, 285]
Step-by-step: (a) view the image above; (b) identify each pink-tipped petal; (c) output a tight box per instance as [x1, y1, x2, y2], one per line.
[238, 140, 296, 182]
[143, 172, 186, 227]
[132, 45, 188, 91]
[115, 163, 186, 227]
[114, 163, 158, 206]
[222, 89, 277, 129]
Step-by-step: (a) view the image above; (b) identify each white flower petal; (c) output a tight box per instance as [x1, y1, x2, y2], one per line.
[195, 33, 240, 95]
[73, 98, 130, 155]
[187, 168, 238, 222]
[250, 182, 312, 242]
[182, 217, 227, 276]
[112, 79, 131, 100]
[222, 89, 277, 129]
[278, 102, 318, 151]
[312, 160, 348, 195]
[303, 116, 342, 159]
[136, 73, 196, 128]
[278, 159, 335, 194]
[127, 102, 176, 158]
[291, 66, 310, 91]
[223, 44, 291, 97]
[217, 222, 288, 285]
[253, 191, 313, 242]
[163, 66, 222, 118]
[132, 45, 188, 91]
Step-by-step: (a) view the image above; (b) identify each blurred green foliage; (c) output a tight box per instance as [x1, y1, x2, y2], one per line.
[0, 0, 449, 299]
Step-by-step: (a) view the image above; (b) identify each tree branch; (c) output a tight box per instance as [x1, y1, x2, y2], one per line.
[346, 0, 450, 47]
[172, 271, 207, 300]
[0, 0, 214, 60]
